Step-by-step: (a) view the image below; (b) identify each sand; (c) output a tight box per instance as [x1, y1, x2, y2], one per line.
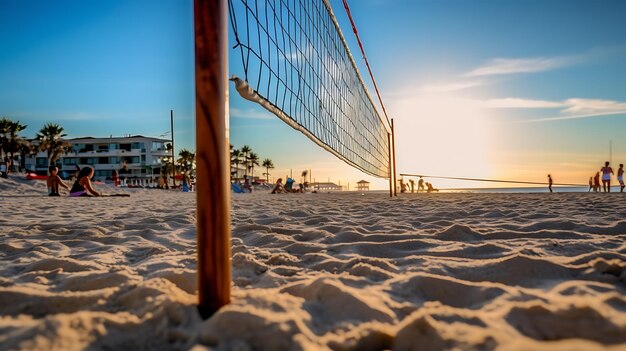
[1, 174, 625, 350]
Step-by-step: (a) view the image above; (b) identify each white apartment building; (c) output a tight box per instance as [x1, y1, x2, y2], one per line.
[26, 135, 172, 182]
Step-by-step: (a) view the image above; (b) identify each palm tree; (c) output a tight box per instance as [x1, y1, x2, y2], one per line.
[5, 120, 28, 170]
[160, 142, 175, 182]
[36, 123, 71, 167]
[262, 158, 274, 182]
[18, 141, 34, 171]
[230, 148, 242, 180]
[0, 117, 11, 158]
[301, 170, 308, 184]
[247, 152, 259, 180]
[177, 148, 196, 174]
[240, 145, 251, 176]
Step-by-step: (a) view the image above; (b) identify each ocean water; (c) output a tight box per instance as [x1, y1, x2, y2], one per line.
[444, 186, 594, 193]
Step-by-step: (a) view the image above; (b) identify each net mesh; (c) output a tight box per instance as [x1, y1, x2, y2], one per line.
[228, 0, 390, 178]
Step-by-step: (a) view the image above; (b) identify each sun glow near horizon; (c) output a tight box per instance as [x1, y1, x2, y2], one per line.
[391, 92, 495, 188]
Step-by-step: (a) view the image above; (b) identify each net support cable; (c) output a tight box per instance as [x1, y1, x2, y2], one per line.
[400, 173, 588, 187]
[228, 0, 392, 179]
[341, 0, 390, 127]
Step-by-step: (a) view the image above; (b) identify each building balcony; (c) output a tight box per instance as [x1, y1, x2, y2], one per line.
[69, 149, 144, 157]
[151, 150, 172, 157]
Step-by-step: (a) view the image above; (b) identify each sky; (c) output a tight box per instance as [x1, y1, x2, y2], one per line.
[2, 0, 626, 189]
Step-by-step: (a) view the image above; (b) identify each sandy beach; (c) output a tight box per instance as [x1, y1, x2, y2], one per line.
[1, 175, 625, 350]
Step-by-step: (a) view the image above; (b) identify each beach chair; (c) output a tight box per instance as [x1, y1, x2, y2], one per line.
[284, 178, 295, 192]
[231, 182, 245, 193]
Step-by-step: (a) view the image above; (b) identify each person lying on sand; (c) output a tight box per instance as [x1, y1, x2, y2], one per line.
[47, 165, 70, 196]
[426, 182, 439, 193]
[399, 180, 407, 193]
[69, 166, 101, 197]
[271, 178, 284, 194]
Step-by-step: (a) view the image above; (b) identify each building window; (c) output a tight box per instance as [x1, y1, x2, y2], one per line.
[131, 142, 145, 150]
[120, 144, 131, 151]
[98, 157, 109, 164]
[36, 157, 47, 166]
[63, 158, 77, 165]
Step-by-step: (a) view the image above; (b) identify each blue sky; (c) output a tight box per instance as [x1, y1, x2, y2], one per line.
[2, 0, 626, 188]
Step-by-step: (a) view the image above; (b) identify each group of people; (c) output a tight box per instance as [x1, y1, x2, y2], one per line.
[271, 178, 308, 193]
[47, 165, 102, 197]
[549, 161, 624, 193]
[232, 176, 255, 193]
[400, 177, 438, 193]
[587, 162, 624, 193]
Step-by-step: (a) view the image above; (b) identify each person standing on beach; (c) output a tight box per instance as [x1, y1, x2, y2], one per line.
[0, 160, 7, 178]
[588, 177, 593, 192]
[418, 177, 425, 192]
[594, 172, 601, 192]
[547, 174, 553, 193]
[112, 170, 120, 187]
[601, 161, 613, 192]
[409, 179, 415, 193]
[618, 164, 625, 193]
[182, 172, 190, 192]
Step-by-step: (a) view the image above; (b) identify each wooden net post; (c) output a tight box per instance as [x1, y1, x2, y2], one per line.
[194, 0, 231, 318]
[171, 110, 176, 188]
[391, 118, 397, 196]
[388, 132, 393, 197]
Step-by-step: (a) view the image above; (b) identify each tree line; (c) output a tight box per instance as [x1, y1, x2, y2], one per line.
[230, 144, 274, 182]
[0, 118, 72, 170]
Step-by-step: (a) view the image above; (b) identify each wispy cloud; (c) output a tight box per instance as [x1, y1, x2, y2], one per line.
[561, 98, 626, 114]
[56, 112, 102, 121]
[464, 56, 576, 77]
[472, 96, 626, 122]
[421, 81, 483, 93]
[522, 110, 626, 123]
[480, 98, 565, 109]
[484, 97, 626, 123]
[230, 107, 273, 120]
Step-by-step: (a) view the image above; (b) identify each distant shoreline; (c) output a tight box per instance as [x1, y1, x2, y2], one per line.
[342, 186, 624, 194]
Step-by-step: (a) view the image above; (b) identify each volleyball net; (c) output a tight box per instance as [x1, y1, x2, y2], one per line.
[228, 0, 391, 178]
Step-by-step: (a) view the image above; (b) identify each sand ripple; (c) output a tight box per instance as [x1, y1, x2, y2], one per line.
[1, 185, 626, 350]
